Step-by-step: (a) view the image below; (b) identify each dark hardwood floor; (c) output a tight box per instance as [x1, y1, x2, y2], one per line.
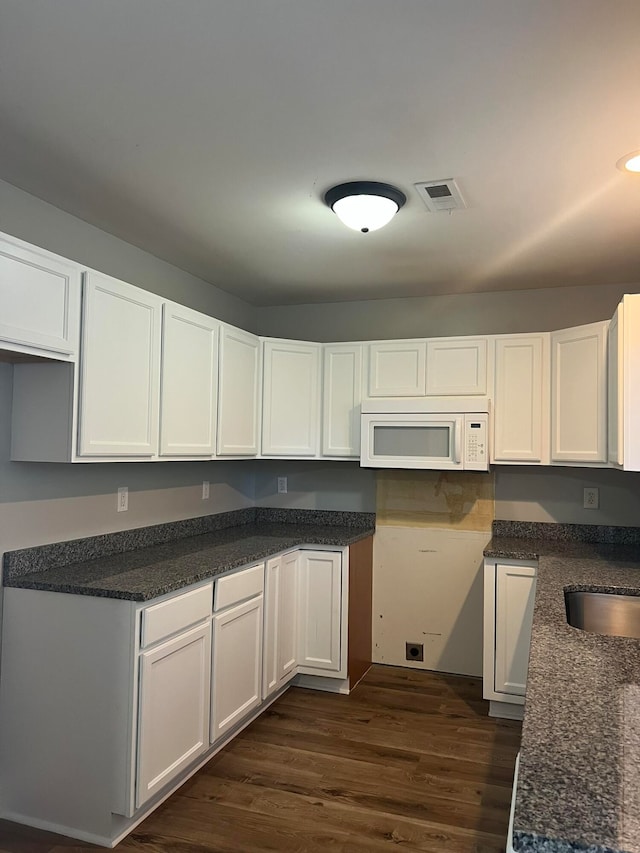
[0, 666, 521, 853]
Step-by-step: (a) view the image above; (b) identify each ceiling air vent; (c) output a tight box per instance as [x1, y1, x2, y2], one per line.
[414, 179, 467, 212]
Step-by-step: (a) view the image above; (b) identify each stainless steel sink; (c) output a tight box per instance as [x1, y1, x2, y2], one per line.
[565, 590, 640, 639]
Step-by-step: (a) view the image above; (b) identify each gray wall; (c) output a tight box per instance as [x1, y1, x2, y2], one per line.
[494, 466, 640, 526]
[0, 364, 254, 558]
[0, 179, 257, 331]
[253, 460, 376, 512]
[256, 282, 636, 341]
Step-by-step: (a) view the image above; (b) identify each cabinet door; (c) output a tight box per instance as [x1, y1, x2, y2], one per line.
[218, 325, 260, 456]
[78, 272, 162, 457]
[278, 550, 298, 683]
[263, 551, 298, 699]
[0, 232, 81, 357]
[136, 621, 211, 808]
[297, 550, 342, 674]
[425, 338, 487, 395]
[263, 557, 280, 698]
[322, 343, 363, 457]
[494, 564, 536, 696]
[262, 339, 320, 456]
[551, 321, 608, 464]
[160, 303, 218, 456]
[211, 596, 263, 743]
[368, 341, 426, 397]
[494, 335, 548, 463]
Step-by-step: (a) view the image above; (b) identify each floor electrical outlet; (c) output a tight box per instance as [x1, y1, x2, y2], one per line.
[117, 486, 128, 512]
[405, 642, 424, 662]
[583, 487, 599, 509]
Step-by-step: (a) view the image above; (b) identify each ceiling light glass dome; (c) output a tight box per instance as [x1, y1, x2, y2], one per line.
[324, 181, 407, 233]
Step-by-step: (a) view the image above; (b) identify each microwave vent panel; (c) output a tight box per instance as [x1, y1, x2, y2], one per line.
[414, 179, 467, 212]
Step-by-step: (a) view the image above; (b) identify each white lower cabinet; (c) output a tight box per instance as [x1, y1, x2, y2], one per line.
[297, 549, 345, 675]
[263, 551, 299, 698]
[483, 559, 537, 719]
[136, 621, 211, 808]
[211, 595, 264, 743]
[0, 546, 348, 847]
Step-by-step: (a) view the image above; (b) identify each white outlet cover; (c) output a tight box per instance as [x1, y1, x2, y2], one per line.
[202, 480, 210, 500]
[583, 487, 599, 509]
[117, 486, 129, 512]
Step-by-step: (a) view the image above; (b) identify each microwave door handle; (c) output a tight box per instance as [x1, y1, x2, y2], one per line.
[453, 421, 462, 464]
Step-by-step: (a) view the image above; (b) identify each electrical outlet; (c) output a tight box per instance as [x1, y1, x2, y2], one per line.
[405, 642, 424, 662]
[277, 476, 288, 494]
[117, 486, 128, 513]
[202, 480, 210, 500]
[583, 487, 599, 509]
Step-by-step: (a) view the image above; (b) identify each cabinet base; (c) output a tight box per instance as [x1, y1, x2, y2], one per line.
[294, 673, 351, 694]
[488, 699, 524, 721]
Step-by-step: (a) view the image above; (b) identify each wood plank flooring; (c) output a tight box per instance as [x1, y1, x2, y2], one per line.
[0, 666, 521, 853]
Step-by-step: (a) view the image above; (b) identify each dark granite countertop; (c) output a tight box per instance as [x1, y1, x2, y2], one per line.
[485, 524, 640, 853]
[3, 511, 375, 602]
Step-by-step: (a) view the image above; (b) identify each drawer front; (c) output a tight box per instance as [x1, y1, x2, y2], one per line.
[142, 583, 213, 648]
[214, 563, 264, 611]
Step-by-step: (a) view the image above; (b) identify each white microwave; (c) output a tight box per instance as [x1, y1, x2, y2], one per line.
[360, 398, 489, 471]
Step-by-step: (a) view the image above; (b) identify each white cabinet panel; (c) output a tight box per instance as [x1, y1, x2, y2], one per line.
[160, 303, 218, 457]
[608, 304, 622, 466]
[263, 551, 298, 699]
[0, 232, 81, 358]
[136, 621, 211, 807]
[297, 550, 342, 674]
[425, 338, 487, 395]
[78, 272, 162, 457]
[368, 341, 426, 397]
[217, 325, 260, 456]
[322, 343, 363, 457]
[211, 595, 263, 743]
[494, 564, 536, 696]
[551, 321, 608, 464]
[494, 335, 548, 463]
[262, 339, 320, 456]
[607, 296, 640, 471]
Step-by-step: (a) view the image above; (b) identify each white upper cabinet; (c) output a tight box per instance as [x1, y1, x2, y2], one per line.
[262, 339, 321, 456]
[425, 337, 488, 395]
[607, 295, 640, 471]
[0, 231, 81, 359]
[493, 335, 549, 464]
[217, 325, 261, 456]
[551, 321, 608, 465]
[160, 303, 218, 457]
[368, 340, 427, 397]
[78, 272, 162, 457]
[322, 343, 364, 457]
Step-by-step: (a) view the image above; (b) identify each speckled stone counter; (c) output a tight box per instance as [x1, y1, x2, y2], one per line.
[3, 508, 375, 601]
[485, 522, 640, 853]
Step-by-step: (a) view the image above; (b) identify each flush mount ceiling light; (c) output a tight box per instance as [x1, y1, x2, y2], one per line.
[324, 181, 407, 233]
[617, 150, 640, 173]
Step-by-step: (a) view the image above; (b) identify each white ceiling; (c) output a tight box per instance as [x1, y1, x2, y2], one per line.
[1, 0, 640, 306]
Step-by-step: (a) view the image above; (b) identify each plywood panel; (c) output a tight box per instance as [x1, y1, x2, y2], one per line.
[376, 470, 494, 531]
